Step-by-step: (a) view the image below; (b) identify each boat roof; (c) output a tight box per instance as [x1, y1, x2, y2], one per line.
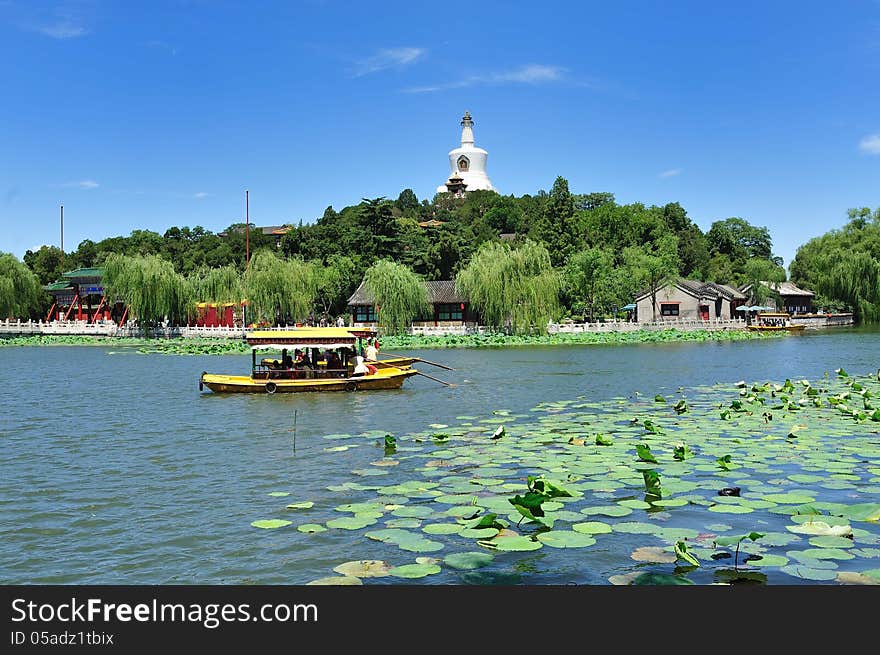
[246, 327, 377, 347]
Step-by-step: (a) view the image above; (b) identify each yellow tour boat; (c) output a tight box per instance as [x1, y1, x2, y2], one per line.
[746, 312, 806, 333]
[199, 327, 420, 394]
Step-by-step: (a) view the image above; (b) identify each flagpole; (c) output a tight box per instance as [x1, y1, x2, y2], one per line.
[60, 204, 65, 271]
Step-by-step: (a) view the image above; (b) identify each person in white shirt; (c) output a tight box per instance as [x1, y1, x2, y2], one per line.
[352, 356, 369, 377]
[364, 341, 379, 361]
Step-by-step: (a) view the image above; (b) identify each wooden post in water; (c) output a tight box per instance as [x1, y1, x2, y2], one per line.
[293, 409, 298, 452]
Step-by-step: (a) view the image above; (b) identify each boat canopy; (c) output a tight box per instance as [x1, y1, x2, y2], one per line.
[251, 342, 357, 351]
[245, 327, 377, 347]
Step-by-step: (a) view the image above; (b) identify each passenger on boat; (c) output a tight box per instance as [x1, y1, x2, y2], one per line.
[365, 340, 379, 361]
[352, 356, 369, 377]
[324, 350, 344, 377]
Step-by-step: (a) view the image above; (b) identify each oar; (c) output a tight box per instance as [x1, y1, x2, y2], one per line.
[382, 352, 455, 371]
[416, 370, 454, 386]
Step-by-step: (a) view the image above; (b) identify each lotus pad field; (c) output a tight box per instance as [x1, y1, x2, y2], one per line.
[253, 368, 880, 585]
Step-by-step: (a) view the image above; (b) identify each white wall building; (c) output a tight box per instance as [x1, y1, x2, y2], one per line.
[436, 111, 496, 194]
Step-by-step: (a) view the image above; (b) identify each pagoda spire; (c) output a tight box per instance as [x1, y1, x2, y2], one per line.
[460, 111, 474, 147]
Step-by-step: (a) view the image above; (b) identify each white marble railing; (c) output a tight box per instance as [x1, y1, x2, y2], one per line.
[1, 314, 855, 338]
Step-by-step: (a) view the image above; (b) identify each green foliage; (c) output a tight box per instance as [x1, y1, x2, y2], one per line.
[190, 265, 243, 305]
[564, 247, 615, 322]
[0, 253, 46, 319]
[623, 235, 679, 321]
[636, 444, 658, 463]
[22, 245, 65, 286]
[595, 433, 614, 446]
[508, 476, 571, 525]
[102, 253, 192, 327]
[673, 443, 692, 460]
[456, 240, 560, 334]
[245, 250, 318, 325]
[642, 469, 663, 497]
[790, 207, 880, 322]
[363, 260, 429, 335]
[674, 540, 700, 567]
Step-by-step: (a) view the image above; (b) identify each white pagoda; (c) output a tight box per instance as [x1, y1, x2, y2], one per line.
[436, 111, 496, 194]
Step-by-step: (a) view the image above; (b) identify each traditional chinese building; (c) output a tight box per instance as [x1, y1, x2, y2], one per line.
[44, 268, 119, 322]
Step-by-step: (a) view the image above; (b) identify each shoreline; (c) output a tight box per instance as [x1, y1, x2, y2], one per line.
[0, 328, 786, 354]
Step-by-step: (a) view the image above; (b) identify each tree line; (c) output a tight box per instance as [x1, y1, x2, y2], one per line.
[4, 178, 875, 331]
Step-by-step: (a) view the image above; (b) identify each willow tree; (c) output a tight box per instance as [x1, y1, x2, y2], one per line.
[456, 240, 560, 334]
[103, 253, 192, 327]
[0, 253, 46, 319]
[190, 265, 243, 306]
[742, 257, 786, 307]
[826, 252, 880, 322]
[244, 250, 318, 325]
[363, 260, 429, 335]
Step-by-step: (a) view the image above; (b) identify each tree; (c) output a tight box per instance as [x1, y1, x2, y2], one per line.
[395, 189, 420, 214]
[190, 265, 243, 305]
[565, 247, 614, 322]
[456, 240, 560, 334]
[0, 253, 46, 319]
[707, 217, 772, 261]
[313, 254, 357, 318]
[623, 235, 680, 321]
[244, 250, 318, 325]
[574, 192, 615, 212]
[23, 245, 65, 285]
[102, 253, 192, 328]
[360, 197, 397, 259]
[741, 258, 786, 306]
[533, 176, 577, 266]
[363, 260, 429, 335]
[790, 207, 880, 322]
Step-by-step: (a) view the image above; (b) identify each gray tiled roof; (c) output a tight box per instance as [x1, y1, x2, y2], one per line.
[635, 278, 746, 302]
[348, 280, 466, 305]
[739, 281, 815, 297]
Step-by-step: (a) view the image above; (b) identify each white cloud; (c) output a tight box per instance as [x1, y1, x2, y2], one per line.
[61, 180, 99, 189]
[193, 192, 209, 199]
[859, 133, 880, 154]
[33, 21, 88, 39]
[352, 47, 425, 76]
[658, 168, 682, 178]
[404, 64, 567, 93]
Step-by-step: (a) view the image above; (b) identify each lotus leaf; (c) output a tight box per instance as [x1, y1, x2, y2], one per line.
[306, 576, 363, 585]
[423, 523, 464, 535]
[297, 524, 327, 534]
[630, 546, 677, 563]
[808, 536, 855, 549]
[326, 516, 377, 530]
[444, 551, 494, 570]
[251, 519, 292, 529]
[572, 521, 613, 535]
[388, 563, 442, 578]
[333, 560, 392, 578]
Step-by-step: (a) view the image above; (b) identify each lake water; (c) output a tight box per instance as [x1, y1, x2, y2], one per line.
[2, 327, 879, 585]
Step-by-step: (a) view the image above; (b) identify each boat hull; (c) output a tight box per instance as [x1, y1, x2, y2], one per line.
[747, 325, 805, 332]
[200, 368, 418, 394]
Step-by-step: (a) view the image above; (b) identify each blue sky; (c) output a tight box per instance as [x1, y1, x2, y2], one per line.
[1, 0, 878, 270]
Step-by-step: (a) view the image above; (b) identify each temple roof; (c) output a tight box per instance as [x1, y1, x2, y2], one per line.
[348, 280, 467, 305]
